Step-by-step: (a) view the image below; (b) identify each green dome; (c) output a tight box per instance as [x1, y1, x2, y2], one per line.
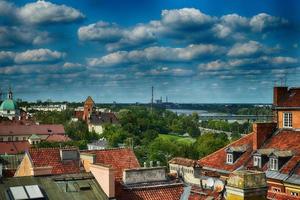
[0, 99, 18, 111]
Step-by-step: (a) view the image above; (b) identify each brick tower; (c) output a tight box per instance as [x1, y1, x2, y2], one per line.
[83, 96, 95, 121]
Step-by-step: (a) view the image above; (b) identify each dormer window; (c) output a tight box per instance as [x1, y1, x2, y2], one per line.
[269, 158, 278, 171]
[283, 112, 292, 128]
[227, 153, 233, 164]
[253, 156, 262, 168]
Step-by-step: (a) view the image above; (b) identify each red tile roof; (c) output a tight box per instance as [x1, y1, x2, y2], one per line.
[46, 134, 71, 142]
[169, 157, 198, 167]
[198, 133, 253, 173]
[200, 129, 300, 176]
[0, 141, 30, 154]
[82, 148, 140, 179]
[116, 182, 184, 200]
[28, 147, 81, 175]
[0, 124, 65, 136]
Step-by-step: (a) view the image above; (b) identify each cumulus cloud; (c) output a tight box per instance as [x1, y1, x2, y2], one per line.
[14, 49, 65, 64]
[227, 41, 264, 57]
[0, 26, 51, 47]
[78, 21, 123, 42]
[250, 13, 288, 32]
[78, 8, 289, 50]
[87, 44, 224, 67]
[18, 0, 84, 25]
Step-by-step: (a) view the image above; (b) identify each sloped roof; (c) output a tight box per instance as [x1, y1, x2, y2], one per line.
[89, 112, 118, 125]
[28, 147, 81, 175]
[0, 124, 65, 136]
[116, 182, 184, 200]
[0, 173, 108, 200]
[84, 96, 95, 105]
[169, 157, 198, 167]
[81, 148, 140, 179]
[0, 141, 30, 154]
[198, 133, 254, 173]
[0, 99, 18, 111]
[46, 134, 71, 142]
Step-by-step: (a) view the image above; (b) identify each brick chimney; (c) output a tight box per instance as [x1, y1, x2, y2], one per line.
[253, 123, 276, 151]
[273, 86, 288, 106]
[123, 167, 167, 185]
[90, 163, 115, 199]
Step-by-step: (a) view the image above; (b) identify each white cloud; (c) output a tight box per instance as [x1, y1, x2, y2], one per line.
[14, 49, 65, 64]
[228, 41, 263, 57]
[87, 44, 224, 67]
[0, 26, 51, 47]
[250, 13, 288, 32]
[63, 62, 83, 68]
[18, 0, 84, 25]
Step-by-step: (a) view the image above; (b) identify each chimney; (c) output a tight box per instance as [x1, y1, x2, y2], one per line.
[80, 153, 96, 172]
[226, 170, 268, 200]
[253, 123, 276, 151]
[90, 163, 115, 198]
[273, 86, 288, 106]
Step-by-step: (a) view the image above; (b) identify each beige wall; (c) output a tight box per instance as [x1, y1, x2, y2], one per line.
[88, 124, 104, 134]
[14, 154, 34, 177]
[277, 110, 300, 129]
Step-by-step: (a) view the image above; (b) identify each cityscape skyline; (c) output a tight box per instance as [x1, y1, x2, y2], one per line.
[0, 0, 300, 103]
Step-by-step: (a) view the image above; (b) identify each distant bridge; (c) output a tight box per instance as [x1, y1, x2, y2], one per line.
[198, 115, 273, 122]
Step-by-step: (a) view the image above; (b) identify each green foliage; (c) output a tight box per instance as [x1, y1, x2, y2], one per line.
[200, 120, 252, 134]
[35, 140, 88, 150]
[34, 110, 73, 124]
[65, 120, 99, 142]
[102, 125, 129, 147]
[193, 132, 230, 158]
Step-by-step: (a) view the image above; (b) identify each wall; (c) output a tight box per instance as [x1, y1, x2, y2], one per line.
[277, 110, 300, 129]
[123, 167, 166, 184]
[88, 124, 103, 134]
[14, 154, 33, 177]
[0, 134, 52, 142]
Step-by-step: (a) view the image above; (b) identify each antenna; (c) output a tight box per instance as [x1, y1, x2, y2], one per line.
[151, 86, 154, 113]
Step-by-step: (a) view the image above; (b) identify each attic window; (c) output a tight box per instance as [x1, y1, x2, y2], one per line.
[226, 153, 233, 164]
[48, 129, 52, 133]
[269, 158, 278, 171]
[253, 156, 262, 168]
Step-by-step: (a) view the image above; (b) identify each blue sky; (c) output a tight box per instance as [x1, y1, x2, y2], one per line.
[0, 0, 299, 103]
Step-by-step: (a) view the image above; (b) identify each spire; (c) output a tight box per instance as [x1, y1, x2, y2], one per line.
[8, 86, 13, 99]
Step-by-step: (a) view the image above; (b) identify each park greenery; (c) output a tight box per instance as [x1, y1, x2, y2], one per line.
[33, 106, 258, 166]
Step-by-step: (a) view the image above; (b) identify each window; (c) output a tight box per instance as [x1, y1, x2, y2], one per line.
[270, 158, 278, 170]
[23, 137, 26, 141]
[8, 137, 11, 141]
[291, 192, 299, 197]
[227, 153, 233, 164]
[283, 112, 292, 128]
[272, 187, 281, 193]
[15, 137, 18, 141]
[253, 156, 262, 167]
[0, 137, 3, 141]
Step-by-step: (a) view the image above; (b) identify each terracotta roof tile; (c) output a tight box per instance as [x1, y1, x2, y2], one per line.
[82, 148, 140, 179]
[268, 191, 300, 200]
[116, 181, 184, 200]
[0, 124, 65, 136]
[0, 141, 30, 154]
[46, 134, 71, 142]
[28, 147, 81, 175]
[198, 133, 253, 172]
[169, 157, 198, 167]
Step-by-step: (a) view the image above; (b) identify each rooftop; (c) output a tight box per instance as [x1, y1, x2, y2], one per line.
[169, 157, 198, 167]
[0, 141, 30, 155]
[28, 147, 82, 175]
[0, 124, 65, 136]
[0, 173, 108, 200]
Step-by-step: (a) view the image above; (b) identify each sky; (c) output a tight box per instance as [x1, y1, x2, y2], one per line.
[0, 0, 300, 103]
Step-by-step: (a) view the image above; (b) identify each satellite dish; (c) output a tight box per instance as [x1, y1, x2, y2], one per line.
[206, 178, 215, 188]
[214, 180, 225, 193]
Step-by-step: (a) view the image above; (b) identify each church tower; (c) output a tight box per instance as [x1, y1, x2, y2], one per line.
[8, 87, 13, 99]
[83, 96, 95, 121]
